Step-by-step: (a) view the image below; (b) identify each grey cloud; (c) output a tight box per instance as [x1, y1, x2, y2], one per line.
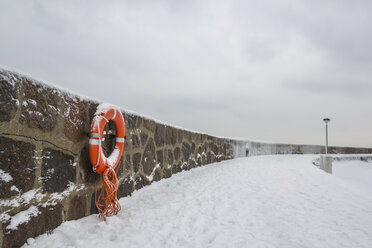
[283, 74, 372, 97]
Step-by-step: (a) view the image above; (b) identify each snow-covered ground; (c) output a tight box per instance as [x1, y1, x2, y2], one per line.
[24, 155, 372, 248]
[333, 159, 372, 196]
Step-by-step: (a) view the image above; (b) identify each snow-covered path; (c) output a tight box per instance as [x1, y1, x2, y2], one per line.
[24, 155, 372, 248]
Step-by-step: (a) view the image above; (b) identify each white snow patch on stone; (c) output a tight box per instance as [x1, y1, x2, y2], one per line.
[22, 189, 40, 203]
[146, 163, 161, 181]
[27, 99, 37, 106]
[10, 185, 20, 192]
[0, 169, 13, 182]
[41, 183, 84, 208]
[0, 188, 44, 208]
[7, 206, 40, 230]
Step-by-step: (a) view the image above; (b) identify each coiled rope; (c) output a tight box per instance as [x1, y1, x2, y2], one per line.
[95, 162, 121, 220]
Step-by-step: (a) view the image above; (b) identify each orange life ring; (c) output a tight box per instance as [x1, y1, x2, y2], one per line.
[89, 106, 125, 175]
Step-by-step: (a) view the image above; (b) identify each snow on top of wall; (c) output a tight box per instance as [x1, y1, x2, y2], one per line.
[6, 206, 40, 230]
[0, 66, 96, 103]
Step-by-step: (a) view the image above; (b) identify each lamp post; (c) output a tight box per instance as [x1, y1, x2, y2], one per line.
[323, 118, 330, 154]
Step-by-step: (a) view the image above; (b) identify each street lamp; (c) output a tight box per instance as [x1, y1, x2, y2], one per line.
[323, 118, 330, 154]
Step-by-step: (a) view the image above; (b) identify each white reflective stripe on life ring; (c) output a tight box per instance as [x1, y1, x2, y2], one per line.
[116, 138, 125, 143]
[89, 139, 101, 145]
[112, 108, 117, 120]
[101, 115, 109, 123]
[90, 133, 100, 138]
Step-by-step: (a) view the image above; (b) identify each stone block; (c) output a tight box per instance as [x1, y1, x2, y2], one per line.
[133, 153, 142, 173]
[197, 153, 202, 166]
[212, 144, 219, 155]
[63, 95, 88, 142]
[143, 119, 155, 132]
[222, 143, 227, 155]
[88, 102, 99, 122]
[41, 148, 75, 193]
[0, 137, 36, 198]
[90, 190, 99, 215]
[153, 169, 162, 182]
[207, 152, 216, 164]
[140, 132, 148, 147]
[202, 143, 207, 153]
[198, 146, 202, 155]
[134, 174, 150, 190]
[131, 134, 140, 149]
[79, 146, 100, 183]
[136, 116, 143, 128]
[163, 168, 172, 178]
[201, 152, 207, 165]
[125, 113, 137, 130]
[174, 147, 181, 161]
[67, 195, 87, 221]
[165, 126, 177, 146]
[20, 81, 59, 131]
[172, 163, 182, 174]
[167, 149, 174, 165]
[124, 154, 131, 172]
[123, 137, 130, 153]
[183, 130, 191, 142]
[156, 150, 164, 167]
[142, 138, 156, 175]
[2, 204, 63, 248]
[225, 143, 233, 157]
[0, 79, 18, 122]
[182, 142, 191, 161]
[192, 133, 202, 144]
[208, 142, 214, 151]
[115, 157, 124, 178]
[155, 123, 165, 146]
[118, 176, 135, 198]
[177, 130, 183, 143]
[189, 159, 196, 169]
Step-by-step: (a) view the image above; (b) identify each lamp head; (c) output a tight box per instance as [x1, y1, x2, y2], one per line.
[323, 118, 330, 124]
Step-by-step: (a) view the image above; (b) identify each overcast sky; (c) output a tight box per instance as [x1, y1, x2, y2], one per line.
[1, 0, 372, 147]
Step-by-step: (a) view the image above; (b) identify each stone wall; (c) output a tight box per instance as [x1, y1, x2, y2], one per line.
[0, 69, 245, 248]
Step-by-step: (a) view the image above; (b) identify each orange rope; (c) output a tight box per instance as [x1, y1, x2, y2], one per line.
[95, 162, 121, 220]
